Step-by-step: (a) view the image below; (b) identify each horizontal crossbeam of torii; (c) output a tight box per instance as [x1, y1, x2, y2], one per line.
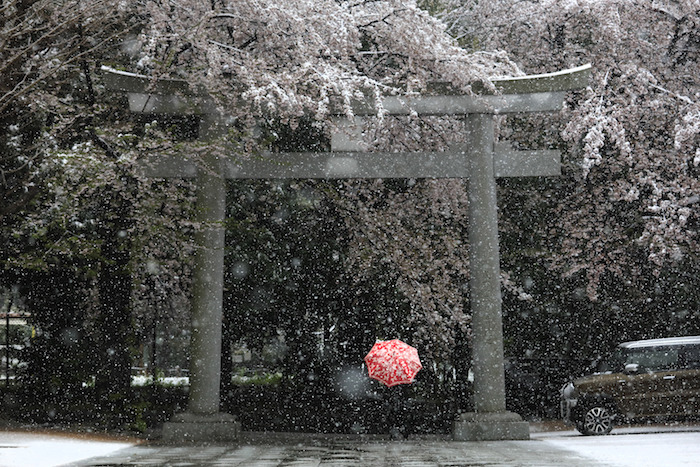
[102, 63, 590, 442]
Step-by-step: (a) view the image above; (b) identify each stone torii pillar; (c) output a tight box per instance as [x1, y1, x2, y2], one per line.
[102, 63, 590, 442]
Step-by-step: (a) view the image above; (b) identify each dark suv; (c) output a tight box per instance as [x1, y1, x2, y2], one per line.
[561, 336, 700, 435]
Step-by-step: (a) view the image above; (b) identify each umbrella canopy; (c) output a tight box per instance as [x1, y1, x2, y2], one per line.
[364, 339, 422, 387]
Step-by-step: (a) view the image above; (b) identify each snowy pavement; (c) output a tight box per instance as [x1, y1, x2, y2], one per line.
[0, 423, 699, 466]
[0, 431, 134, 467]
[532, 423, 700, 467]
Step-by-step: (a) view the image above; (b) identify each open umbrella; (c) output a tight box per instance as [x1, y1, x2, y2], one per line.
[364, 339, 422, 387]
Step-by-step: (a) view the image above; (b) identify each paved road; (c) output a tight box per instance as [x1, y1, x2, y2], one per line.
[70, 437, 608, 466]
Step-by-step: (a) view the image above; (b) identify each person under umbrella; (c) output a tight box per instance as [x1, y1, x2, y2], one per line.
[364, 339, 422, 439]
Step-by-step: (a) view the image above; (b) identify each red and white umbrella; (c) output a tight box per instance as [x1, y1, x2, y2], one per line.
[364, 339, 422, 387]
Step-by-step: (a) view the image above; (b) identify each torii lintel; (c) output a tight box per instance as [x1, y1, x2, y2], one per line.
[101, 64, 591, 116]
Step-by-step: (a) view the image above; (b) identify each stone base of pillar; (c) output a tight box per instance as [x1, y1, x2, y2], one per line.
[453, 411, 530, 441]
[161, 412, 240, 443]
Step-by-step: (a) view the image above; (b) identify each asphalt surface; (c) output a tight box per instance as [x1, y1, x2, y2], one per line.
[64, 430, 609, 467]
[71, 439, 600, 466]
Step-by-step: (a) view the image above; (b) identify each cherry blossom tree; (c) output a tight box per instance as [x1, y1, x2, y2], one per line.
[3, 0, 526, 402]
[425, 0, 699, 366]
[1, 1, 201, 414]
[439, 0, 698, 301]
[132, 0, 528, 362]
[9, 0, 696, 397]
[1, 0, 138, 218]
[137, 0, 520, 119]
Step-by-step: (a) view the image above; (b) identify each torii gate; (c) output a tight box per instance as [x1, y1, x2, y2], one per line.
[103, 63, 590, 442]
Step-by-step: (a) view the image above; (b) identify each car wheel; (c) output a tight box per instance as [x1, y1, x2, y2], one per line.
[577, 404, 614, 435]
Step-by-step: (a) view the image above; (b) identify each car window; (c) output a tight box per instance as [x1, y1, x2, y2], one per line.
[680, 346, 700, 370]
[627, 347, 678, 372]
[596, 349, 626, 373]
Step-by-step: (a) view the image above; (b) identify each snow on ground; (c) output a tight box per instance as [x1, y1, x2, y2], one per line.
[0, 431, 134, 467]
[533, 424, 700, 467]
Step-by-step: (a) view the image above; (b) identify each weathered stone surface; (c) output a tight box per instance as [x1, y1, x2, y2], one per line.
[161, 412, 241, 443]
[453, 411, 530, 441]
